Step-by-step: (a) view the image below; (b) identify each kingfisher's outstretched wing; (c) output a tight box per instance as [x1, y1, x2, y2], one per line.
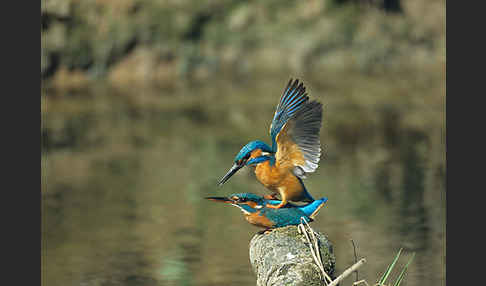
[269, 79, 310, 152]
[274, 98, 323, 179]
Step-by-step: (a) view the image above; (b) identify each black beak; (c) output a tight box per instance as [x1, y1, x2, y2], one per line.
[218, 163, 243, 186]
[205, 196, 234, 204]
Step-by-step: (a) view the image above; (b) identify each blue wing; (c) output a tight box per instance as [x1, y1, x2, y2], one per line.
[269, 79, 309, 152]
[263, 208, 311, 227]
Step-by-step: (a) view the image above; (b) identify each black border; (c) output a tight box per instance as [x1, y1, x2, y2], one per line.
[6, 0, 42, 285]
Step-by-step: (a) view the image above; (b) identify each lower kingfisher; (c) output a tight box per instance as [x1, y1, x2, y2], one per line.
[206, 193, 328, 229]
[218, 78, 323, 209]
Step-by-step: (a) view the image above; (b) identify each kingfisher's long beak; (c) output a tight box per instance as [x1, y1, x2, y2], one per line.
[218, 163, 243, 186]
[205, 196, 234, 204]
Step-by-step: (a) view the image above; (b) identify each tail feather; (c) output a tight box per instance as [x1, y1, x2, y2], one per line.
[300, 197, 328, 219]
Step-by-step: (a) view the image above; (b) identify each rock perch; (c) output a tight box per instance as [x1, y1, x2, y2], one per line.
[249, 225, 336, 286]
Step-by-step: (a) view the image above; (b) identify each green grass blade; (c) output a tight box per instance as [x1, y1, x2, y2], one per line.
[377, 248, 403, 284]
[392, 252, 416, 286]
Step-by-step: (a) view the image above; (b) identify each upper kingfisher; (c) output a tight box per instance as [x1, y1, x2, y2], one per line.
[206, 193, 328, 229]
[218, 79, 323, 209]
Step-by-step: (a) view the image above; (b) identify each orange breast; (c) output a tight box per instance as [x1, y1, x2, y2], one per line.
[249, 149, 305, 202]
[245, 211, 275, 228]
[254, 160, 305, 202]
[254, 160, 281, 191]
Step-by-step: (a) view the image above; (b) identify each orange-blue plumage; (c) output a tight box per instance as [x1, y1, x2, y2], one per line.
[206, 193, 328, 229]
[218, 79, 323, 209]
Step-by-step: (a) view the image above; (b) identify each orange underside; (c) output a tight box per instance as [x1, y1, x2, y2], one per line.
[249, 149, 307, 207]
[245, 211, 275, 228]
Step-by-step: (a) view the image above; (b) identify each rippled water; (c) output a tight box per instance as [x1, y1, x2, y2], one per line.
[42, 76, 445, 286]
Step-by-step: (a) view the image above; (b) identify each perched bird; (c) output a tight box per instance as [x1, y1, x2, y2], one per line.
[206, 193, 328, 229]
[218, 79, 323, 209]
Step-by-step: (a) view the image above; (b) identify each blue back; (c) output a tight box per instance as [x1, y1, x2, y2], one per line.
[261, 207, 310, 227]
[262, 197, 327, 227]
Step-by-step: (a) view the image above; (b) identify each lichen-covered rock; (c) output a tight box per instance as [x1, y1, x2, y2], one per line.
[249, 225, 335, 286]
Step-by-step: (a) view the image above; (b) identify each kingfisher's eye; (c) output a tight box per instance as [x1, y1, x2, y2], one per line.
[238, 154, 251, 165]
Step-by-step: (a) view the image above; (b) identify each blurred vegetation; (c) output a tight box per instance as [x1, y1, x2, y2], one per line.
[41, 0, 444, 89]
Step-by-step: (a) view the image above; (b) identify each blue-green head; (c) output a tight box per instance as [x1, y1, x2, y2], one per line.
[218, 140, 273, 186]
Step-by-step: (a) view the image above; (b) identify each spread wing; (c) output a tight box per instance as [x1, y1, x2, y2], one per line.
[269, 79, 310, 152]
[275, 100, 323, 178]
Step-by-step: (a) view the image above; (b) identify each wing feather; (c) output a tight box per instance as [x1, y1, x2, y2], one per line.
[269, 79, 309, 151]
[275, 100, 323, 177]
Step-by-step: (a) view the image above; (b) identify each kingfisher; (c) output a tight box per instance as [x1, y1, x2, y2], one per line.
[206, 193, 328, 229]
[218, 78, 323, 209]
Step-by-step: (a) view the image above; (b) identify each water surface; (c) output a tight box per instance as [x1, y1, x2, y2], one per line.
[42, 75, 445, 286]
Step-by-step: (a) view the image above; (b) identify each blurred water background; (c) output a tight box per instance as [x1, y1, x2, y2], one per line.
[41, 0, 445, 285]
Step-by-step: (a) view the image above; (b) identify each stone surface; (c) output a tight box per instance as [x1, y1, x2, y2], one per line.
[249, 225, 335, 286]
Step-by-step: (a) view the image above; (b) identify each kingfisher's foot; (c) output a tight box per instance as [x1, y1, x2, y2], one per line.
[263, 194, 279, 200]
[265, 201, 287, 209]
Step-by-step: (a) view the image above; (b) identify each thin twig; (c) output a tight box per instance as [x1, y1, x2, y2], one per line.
[328, 258, 367, 286]
[298, 223, 327, 285]
[298, 218, 333, 285]
[304, 219, 332, 283]
[351, 239, 359, 282]
[352, 279, 370, 286]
